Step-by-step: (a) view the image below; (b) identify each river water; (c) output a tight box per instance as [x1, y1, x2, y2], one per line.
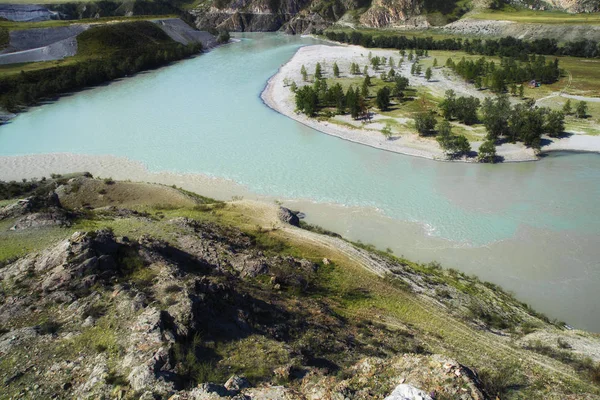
[0, 33, 599, 330]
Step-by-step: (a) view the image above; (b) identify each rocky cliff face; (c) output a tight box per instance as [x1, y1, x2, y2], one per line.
[189, 0, 599, 33]
[514, 0, 599, 13]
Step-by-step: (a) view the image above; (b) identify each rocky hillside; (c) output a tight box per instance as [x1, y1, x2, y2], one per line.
[1, 174, 600, 399]
[188, 0, 599, 33]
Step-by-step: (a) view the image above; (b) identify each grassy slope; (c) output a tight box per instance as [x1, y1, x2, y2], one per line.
[2, 177, 599, 398]
[0, 16, 178, 79]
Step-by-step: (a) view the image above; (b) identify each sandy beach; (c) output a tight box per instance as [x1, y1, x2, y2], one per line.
[261, 44, 600, 163]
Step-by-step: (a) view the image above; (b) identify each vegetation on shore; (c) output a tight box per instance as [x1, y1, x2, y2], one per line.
[0, 21, 203, 113]
[287, 48, 590, 161]
[324, 30, 600, 59]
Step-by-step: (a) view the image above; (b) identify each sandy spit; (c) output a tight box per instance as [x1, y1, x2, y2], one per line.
[260, 44, 600, 163]
[0, 153, 250, 202]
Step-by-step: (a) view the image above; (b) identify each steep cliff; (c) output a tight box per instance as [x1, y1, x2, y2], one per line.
[189, 0, 599, 33]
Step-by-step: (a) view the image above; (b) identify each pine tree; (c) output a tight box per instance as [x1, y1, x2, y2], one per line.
[425, 67, 432, 81]
[518, 84, 524, 98]
[333, 62, 340, 78]
[576, 101, 588, 118]
[301, 65, 307, 82]
[315, 62, 322, 79]
[563, 99, 572, 115]
[433, 58, 438, 68]
[389, 57, 395, 68]
[361, 79, 369, 98]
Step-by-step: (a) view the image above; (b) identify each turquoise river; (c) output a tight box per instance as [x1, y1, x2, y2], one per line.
[0, 33, 599, 330]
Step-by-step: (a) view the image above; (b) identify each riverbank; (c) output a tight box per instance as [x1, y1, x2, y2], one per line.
[2, 152, 600, 332]
[261, 44, 600, 163]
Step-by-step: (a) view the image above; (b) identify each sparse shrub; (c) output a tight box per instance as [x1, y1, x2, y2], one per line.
[37, 320, 61, 335]
[103, 177, 115, 185]
[164, 284, 181, 294]
[478, 362, 524, 399]
[106, 370, 128, 386]
[557, 338, 572, 349]
[520, 320, 539, 335]
[83, 303, 107, 319]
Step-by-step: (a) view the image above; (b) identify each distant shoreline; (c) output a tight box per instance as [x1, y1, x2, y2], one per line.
[261, 44, 600, 163]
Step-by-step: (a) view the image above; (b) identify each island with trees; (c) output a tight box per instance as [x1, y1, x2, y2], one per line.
[262, 42, 600, 163]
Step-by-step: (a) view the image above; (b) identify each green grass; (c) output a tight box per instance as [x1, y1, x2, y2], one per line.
[77, 20, 174, 56]
[468, 8, 600, 25]
[0, 219, 73, 264]
[0, 16, 178, 79]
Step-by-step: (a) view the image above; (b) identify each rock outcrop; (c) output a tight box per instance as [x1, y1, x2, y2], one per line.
[189, 0, 600, 32]
[0, 4, 57, 22]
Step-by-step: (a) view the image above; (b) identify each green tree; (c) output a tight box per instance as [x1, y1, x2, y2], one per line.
[562, 99, 572, 115]
[393, 76, 409, 99]
[478, 140, 497, 163]
[576, 101, 588, 118]
[346, 87, 360, 119]
[482, 95, 511, 141]
[425, 67, 432, 81]
[315, 62, 323, 79]
[361, 79, 369, 98]
[376, 87, 391, 111]
[371, 56, 381, 70]
[333, 62, 340, 78]
[433, 58, 438, 68]
[414, 112, 436, 136]
[389, 57, 395, 68]
[301, 65, 307, 82]
[518, 84, 524, 98]
[381, 123, 392, 140]
[436, 120, 453, 150]
[363, 65, 369, 75]
[545, 110, 565, 137]
[439, 90, 457, 120]
[455, 96, 480, 125]
[295, 85, 318, 116]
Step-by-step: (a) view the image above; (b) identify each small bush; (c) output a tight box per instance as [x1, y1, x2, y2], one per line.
[164, 284, 181, 294]
[36, 320, 61, 335]
[478, 362, 524, 398]
[103, 177, 115, 185]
